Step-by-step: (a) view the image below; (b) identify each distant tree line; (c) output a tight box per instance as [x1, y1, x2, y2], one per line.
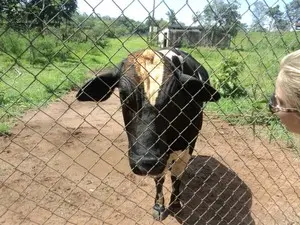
[249, 0, 300, 31]
[73, 13, 150, 39]
[1, 0, 299, 43]
[161, 0, 300, 43]
[191, 0, 300, 38]
[0, 0, 154, 46]
[0, 0, 77, 30]
[192, 0, 243, 40]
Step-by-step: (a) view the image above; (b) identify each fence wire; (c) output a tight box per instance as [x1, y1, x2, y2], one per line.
[0, 0, 300, 225]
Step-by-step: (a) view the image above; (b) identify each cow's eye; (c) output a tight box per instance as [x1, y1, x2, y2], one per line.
[124, 99, 130, 105]
[122, 96, 133, 107]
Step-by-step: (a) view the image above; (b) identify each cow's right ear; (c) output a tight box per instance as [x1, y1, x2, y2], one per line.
[179, 74, 221, 102]
[76, 64, 122, 102]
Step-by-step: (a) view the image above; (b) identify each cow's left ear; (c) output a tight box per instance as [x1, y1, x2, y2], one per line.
[179, 74, 221, 102]
[76, 62, 123, 102]
[76, 71, 118, 101]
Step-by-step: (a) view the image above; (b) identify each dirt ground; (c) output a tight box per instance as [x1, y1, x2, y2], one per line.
[0, 90, 300, 225]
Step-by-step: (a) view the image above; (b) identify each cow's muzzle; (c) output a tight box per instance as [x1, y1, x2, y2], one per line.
[129, 154, 167, 176]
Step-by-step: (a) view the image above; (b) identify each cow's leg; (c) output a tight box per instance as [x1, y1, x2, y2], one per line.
[153, 176, 166, 220]
[168, 149, 192, 215]
[169, 175, 182, 212]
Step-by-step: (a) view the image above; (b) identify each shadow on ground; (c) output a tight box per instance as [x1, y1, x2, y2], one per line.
[173, 155, 255, 225]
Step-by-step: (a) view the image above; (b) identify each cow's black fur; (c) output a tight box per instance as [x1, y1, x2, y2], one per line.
[76, 48, 220, 220]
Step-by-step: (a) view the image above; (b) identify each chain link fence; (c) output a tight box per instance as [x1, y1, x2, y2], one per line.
[1, 0, 300, 224]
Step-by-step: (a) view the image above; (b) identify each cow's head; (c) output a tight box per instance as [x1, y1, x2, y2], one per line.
[76, 49, 220, 176]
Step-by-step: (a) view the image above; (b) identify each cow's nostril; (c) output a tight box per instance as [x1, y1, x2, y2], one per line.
[141, 157, 158, 168]
[138, 157, 166, 175]
[129, 155, 166, 176]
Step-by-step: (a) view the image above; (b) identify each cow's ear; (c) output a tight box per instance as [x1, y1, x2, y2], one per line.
[179, 74, 221, 102]
[76, 64, 122, 102]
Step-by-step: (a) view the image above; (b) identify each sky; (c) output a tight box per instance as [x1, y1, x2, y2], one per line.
[77, 0, 291, 26]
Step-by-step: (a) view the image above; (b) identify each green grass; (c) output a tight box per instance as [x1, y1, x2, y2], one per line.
[183, 31, 300, 145]
[0, 34, 148, 135]
[0, 122, 10, 135]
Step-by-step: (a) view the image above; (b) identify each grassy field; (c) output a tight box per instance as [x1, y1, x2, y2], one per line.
[188, 31, 300, 144]
[0, 30, 300, 146]
[0, 33, 149, 134]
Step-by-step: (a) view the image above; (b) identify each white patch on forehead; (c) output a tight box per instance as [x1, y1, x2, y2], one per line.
[159, 49, 184, 71]
[147, 58, 164, 105]
[136, 49, 165, 105]
[160, 49, 205, 82]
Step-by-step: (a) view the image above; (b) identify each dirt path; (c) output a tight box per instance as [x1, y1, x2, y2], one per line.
[0, 91, 300, 225]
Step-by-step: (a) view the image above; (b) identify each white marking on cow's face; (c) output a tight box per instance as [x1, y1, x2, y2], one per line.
[136, 49, 165, 105]
[159, 49, 184, 71]
[166, 149, 191, 178]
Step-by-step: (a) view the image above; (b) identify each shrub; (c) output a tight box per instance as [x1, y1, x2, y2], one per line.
[87, 24, 109, 48]
[53, 46, 74, 62]
[0, 31, 27, 57]
[67, 28, 89, 43]
[27, 36, 73, 64]
[212, 56, 247, 98]
[27, 37, 55, 64]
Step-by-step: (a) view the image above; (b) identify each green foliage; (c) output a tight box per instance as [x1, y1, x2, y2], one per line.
[0, 35, 148, 134]
[99, 16, 148, 38]
[206, 97, 272, 125]
[0, 123, 10, 136]
[0, 30, 27, 57]
[232, 31, 300, 54]
[267, 5, 290, 31]
[250, 1, 291, 31]
[286, 0, 300, 23]
[24, 35, 76, 65]
[146, 17, 169, 30]
[86, 25, 110, 48]
[190, 31, 300, 144]
[250, 1, 268, 31]
[30, 38, 56, 63]
[289, 40, 300, 51]
[0, 29, 79, 65]
[0, 91, 4, 105]
[193, 0, 242, 38]
[1, 0, 77, 30]
[166, 9, 178, 25]
[212, 57, 247, 98]
[69, 14, 148, 42]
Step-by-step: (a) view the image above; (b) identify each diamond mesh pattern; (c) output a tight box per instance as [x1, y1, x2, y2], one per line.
[1, 0, 300, 224]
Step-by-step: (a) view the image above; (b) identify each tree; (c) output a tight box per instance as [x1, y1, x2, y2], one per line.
[266, 5, 289, 31]
[0, 0, 28, 29]
[286, 0, 300, 24]
[104, 16, 148, 38]
[166, 9, 177, 25]
[0, 0, 77, 30]
[250, 0, 268, 31]
[193, 0, 242, 38]
[238, 23, 248, 31]
[26, 0, 77, 30]
[156, 18, 169, 29]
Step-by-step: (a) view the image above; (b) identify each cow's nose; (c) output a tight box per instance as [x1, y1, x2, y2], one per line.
[140, 156, 162, 171]
[130, 155, 166, 176]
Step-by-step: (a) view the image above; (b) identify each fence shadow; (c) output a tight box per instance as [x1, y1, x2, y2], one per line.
[173, 155, 255, 225]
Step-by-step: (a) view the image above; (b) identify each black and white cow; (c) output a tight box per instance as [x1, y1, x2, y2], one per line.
[76, 48, 220, 220]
